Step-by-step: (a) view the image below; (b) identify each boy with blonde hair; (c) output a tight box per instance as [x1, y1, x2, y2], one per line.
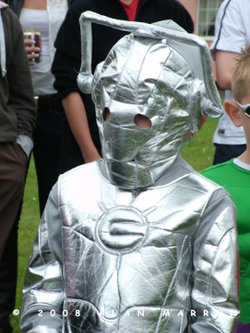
[202, 46, 250, 333]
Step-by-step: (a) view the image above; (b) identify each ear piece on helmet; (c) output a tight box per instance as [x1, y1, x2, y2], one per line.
[77, 10, 223, 119]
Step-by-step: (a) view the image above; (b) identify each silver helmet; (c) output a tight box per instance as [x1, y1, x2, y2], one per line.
[78, 12, 223, 189]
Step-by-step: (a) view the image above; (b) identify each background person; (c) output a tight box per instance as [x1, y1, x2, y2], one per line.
[52, 0, 194, 173]
[2, 0, 71, 331]
[0, 2, 36, 332]
[202, 46, 250, 333]
[6, 0, 72, 215]
[210, 0, 250, 164]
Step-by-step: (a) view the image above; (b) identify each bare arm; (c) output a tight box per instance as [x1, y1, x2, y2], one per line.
[62, 92, 101, 163]
[214, 50, 239, 90]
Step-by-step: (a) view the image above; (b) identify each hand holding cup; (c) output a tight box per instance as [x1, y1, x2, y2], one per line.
[23, 31, 41, 65]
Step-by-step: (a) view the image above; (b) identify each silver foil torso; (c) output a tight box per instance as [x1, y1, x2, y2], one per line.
[21, 157, 239, 333]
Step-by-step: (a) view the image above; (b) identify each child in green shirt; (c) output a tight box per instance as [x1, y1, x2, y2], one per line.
[202, 46, 250, 333]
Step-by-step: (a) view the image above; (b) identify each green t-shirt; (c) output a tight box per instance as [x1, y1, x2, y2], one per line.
[201, 159, 250, 324]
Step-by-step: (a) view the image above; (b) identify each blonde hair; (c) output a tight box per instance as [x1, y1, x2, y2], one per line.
[231, 45, 250, 102]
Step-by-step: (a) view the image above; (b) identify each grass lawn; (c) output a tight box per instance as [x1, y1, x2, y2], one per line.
[11, 117, 218, 332]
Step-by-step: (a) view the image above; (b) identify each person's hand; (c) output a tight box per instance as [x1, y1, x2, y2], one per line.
[24, 38, 41, 65]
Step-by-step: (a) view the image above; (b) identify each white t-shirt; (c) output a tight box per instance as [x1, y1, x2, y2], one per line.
[20, 0, 68, 96]
[20, 9, 55, 96]
[210, 0, 250, 145]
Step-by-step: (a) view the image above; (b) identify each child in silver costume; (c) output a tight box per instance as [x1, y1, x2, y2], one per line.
[20, 12, 239, 333]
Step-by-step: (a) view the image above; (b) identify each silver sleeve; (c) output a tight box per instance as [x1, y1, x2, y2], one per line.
[20, 183, 64, 333]
[190, 188, 239, 332]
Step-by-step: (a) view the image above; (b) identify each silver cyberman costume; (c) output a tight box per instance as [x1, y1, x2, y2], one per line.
[21, 12, 239, 333]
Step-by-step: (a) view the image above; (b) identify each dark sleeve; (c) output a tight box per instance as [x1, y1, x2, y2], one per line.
[137, 0, 194, 33]
[5, 8, 36, 137]
[51, 5, 83, 100]
[173, 1, 194, 33]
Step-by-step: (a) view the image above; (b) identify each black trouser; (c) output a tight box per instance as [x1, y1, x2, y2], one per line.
[59, 120, 101, 174]
[0, 95, 65, 332]
[0, 143, 27, 333]
[33, 95, 65, 215]
[0, 224, 18, 333]
[213, 143, 246, 165]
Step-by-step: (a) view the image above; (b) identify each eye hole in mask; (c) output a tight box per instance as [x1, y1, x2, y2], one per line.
[134, 114, 152, 129]
[103, 107, 111, 122]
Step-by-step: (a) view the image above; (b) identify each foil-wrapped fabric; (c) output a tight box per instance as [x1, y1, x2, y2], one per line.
[77, 12, 223, 190]
[20, 12, 239, 333]
[20, 158, 239, 332]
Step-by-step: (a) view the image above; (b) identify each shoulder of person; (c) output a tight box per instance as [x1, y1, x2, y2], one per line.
[200, 160, 232, 178]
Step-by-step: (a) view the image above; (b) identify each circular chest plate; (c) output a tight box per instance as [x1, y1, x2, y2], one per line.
[95, 206, 149, 255]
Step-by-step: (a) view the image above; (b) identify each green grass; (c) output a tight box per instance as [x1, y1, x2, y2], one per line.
[182, 118, 218, 170]
[11, 117, 218, 332]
